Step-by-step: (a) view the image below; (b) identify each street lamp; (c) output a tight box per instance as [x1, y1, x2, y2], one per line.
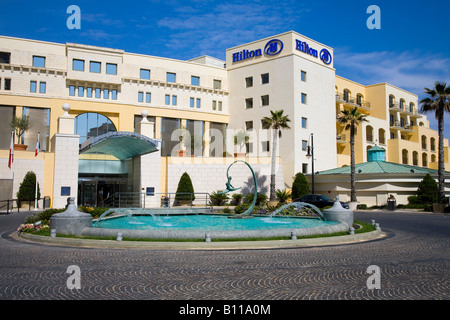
[305, 133, 315, 194]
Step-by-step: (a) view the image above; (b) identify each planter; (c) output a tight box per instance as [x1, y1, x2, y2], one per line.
[347, 202, 359, 211]
[234, 153, 246, 158]
[14, 144, 28, 151]
[178, 150, 188, 157]
[432, 203, 446, 213]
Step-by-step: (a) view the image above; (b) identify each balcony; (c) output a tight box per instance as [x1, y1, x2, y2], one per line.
[389, 121, 414, 133]
[336, 93, 371, 111]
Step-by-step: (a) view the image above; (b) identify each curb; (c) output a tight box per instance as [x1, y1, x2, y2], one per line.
[14, 228, 387, 250]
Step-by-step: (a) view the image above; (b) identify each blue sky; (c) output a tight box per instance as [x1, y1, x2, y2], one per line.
[1, 0, 449, 138]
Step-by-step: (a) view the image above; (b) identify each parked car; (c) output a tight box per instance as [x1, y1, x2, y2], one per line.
[293, 194, 349, 209]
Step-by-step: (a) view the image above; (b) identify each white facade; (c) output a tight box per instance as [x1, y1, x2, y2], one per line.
[226, 31, 337, 183]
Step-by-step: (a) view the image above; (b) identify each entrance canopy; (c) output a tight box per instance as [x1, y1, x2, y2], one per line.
[79, 131, 159, 160]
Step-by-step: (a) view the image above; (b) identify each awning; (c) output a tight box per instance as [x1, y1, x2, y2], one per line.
[79, 132, 159, 160]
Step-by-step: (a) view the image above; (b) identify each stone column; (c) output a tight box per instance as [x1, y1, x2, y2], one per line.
[52, 104, 80, 208]
[135, 110, 162, 208]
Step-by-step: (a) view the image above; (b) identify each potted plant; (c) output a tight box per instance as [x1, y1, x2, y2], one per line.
[174, 172, 195, 206]
[10, 115, 31, 150]
[233, 129, 249, 157]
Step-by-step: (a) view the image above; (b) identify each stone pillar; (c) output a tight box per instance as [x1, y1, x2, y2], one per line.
[135, 110, 162, 208]
[52, 104, 80, 208]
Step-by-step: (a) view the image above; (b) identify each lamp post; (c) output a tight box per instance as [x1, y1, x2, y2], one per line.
[306, 133, 315, 194]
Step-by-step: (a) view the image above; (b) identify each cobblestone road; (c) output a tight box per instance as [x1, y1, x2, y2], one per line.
[0, 211, 448, 301]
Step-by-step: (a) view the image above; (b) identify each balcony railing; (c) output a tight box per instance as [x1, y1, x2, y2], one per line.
[336, 93, 371, 110]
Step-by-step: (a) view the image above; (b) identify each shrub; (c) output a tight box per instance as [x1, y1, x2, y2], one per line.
[244, 192, 268, 206]
[234, 203, 251, 214]
[209, 191, 230, 206]
[175, 172, 195, 202]
[417, 174, 438, 205]
[407, 195, 421, 205]
[17, 171, 40, 202]
[291, 173, 309, 200]
[275, 189, 291, 204]
[231, 193, 243, 206]
[24, 208, 65, 224]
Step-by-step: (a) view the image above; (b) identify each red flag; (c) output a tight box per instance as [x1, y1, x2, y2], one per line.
[35, 134, 40, 157]
[8, 131, 14, 169]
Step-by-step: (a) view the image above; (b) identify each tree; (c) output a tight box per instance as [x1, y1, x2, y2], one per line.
[261, 110, 291, 201]
[337, 107, 369, 202]
[174, 172, 195, 203]
[10, 115, 31, 144]
[291, 172, 310, 200]
[17, 171, 40, 202]
[420, 81, 450, 204]
[417, 173, 438, 205]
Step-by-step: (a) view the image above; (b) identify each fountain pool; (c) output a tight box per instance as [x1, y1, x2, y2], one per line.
[81, 213, 349, 240]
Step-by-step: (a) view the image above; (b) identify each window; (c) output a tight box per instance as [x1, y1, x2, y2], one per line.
[103, 89, 109, 99]
[95, 88, 101, 99]
[301, 117, 307, 128]
[245, 142, 253, 153]
[245, 77, 253, 88]
[87, 87, 93, 98]
[212, 100, 217, 110]
[190, 98, 195, 108]
[245, 98, 253, 109]
[261, 95, 269, 106]
[90, 61, 101, 73]
[140, 69, 150, 80]
[30, 81, 37, 93]
[191, 76, 200, 86]
[0, 52, 11, 64]
[166, 72, 176, 83]
[73, 59, 85, 71]
[196, 98, 201, 108]
[33, 56, 45, 68]
[39, 82, 46, 94]
[302, 163, 308, 174]
[301, 93, 307, 104]
[172, 95, 177, 106]
[78, 86, 84, 97]
[165, 95, 170, 105]
[261, 73, 269, 84]
[138, 92, 144, 103]
[146, 92, 151, 103]
[301, 70, 307, 82]
[75, 112, 117, 145]
[106, 63, 117, 75]
[111, 89, 117, 100]
[218, 101, 222, 111]
[245, 121, 253, 131]
[69, 85, 75, 96]
[4, 78, 11, 90]
[302, 140, 308, 151]
[213, 79, 222, 90]
[261, 141, 270, 152]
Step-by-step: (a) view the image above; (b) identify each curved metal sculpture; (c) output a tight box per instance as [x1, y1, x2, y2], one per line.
[219, 160, 257, 216]
[269, 202, 326, 221]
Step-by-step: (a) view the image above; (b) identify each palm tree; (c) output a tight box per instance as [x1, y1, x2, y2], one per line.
[262, 110, 291, 201]
[337, 107, 368, 202]
[420, 81, 450, 205]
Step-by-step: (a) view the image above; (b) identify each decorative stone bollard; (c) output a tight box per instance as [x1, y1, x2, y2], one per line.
[205, 232, 211, 242]
[291, 231, 297, 240]
[323, 198, 354, 228]
[49, 197, 92, 236]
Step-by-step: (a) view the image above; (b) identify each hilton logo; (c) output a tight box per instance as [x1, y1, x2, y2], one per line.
[320, 49, 332, 65]
[232, 39, 284, 63]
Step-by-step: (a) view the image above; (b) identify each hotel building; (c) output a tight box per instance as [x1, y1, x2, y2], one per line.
[0, 31, 448, 208]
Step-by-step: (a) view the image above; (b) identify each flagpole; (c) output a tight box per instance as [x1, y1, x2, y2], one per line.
[34, 132, 40, 211]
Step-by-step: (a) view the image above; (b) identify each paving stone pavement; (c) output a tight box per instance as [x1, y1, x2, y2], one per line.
[0, 210, 448, 301]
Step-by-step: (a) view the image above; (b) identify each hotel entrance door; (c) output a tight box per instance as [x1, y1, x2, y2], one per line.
[78, 178, 127, 207]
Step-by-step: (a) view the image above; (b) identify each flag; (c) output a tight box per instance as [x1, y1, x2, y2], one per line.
[35, 134, 40, 157]
[8, 131, 14, 169]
